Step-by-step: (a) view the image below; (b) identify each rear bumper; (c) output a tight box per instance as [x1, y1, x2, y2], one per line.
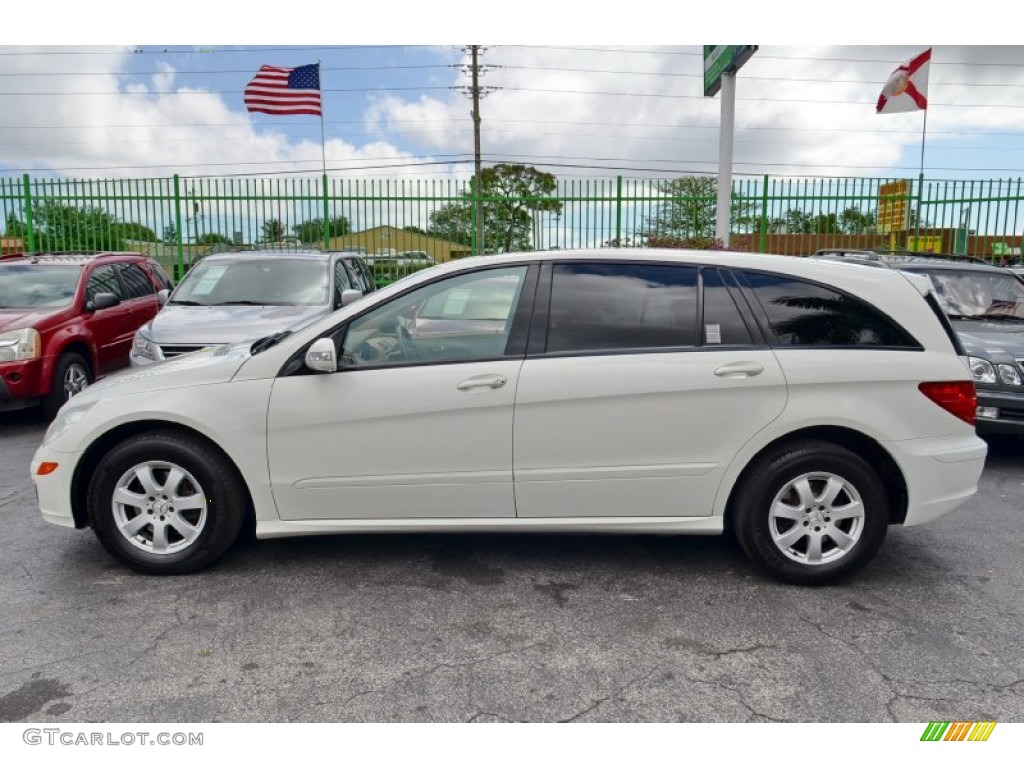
[976, 389, 1024, 435]
[886, 433, 988, 526]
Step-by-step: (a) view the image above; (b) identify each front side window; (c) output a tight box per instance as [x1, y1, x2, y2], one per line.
[744, 271, 918, 347]
[334, 259, 353, 294]
[171, 258, 330, 306]
[0, 265, 83, 309]
[341, 266, 528, 368]
[547, 262, 699, 354]
[86, 265, 123, 303]
[116, 263, 156, 299]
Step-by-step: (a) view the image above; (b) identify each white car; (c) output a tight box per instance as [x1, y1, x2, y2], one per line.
[32, 249, 987, 585]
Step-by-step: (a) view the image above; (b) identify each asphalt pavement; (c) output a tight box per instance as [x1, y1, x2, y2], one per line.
[1, 409, 1022, 722]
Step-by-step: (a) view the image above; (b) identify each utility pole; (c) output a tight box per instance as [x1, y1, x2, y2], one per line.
[454, 46, 499, 256]
[470, 45, 484, 256]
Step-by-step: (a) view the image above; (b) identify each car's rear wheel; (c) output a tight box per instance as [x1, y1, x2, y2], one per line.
[733, 440, 890, 585]
[88, 431, 247, 574]
[42, 352, 91, 419]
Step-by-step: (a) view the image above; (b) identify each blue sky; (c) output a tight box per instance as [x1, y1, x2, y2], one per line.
[1, 44, 1024, 183]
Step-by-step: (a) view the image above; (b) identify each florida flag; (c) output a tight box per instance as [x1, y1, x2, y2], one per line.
[877, 49, 931, 114]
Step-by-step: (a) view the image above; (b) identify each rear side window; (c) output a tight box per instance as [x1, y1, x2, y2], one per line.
[86, 265, 123, 302]
[743, 271, 919, 348]
[116, 263, 156, 299]
[702, 269, 754, 346]
[547, 262, 698, 353]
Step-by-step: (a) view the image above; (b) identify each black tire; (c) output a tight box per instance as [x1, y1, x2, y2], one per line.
[732, 440, 890, 586]
[42, 352, 92, 419]
[87, 431, 248, 575]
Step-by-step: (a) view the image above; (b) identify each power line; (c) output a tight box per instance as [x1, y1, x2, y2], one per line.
[0, 156, 474, 174]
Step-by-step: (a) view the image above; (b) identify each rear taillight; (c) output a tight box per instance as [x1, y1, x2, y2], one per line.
[918, 381, 977, 426]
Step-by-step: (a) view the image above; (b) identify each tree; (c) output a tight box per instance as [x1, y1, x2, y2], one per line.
[28, 201, 123, 251]
[428, 164, 563, 254]
[162, 223, 179, 245]
[839, 207, 875, 234]
[643, 175, 758, 242]
[196, 232, 233, 246]
[116, 222, 158, 242]
[262, 219, 284, 243]
[4, 211, 27, 238]
[292, 216, 350, 245]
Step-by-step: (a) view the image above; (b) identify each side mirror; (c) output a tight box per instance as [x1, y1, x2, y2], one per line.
[304, 338, 337, 374]
[156, 289, 170, 307]
[88, 292, 120, 312]
[340, 289, 363, 308]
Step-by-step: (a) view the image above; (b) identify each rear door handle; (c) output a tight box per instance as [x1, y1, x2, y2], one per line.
[714, 361, 765, 378]
[457, 374, 507, 391]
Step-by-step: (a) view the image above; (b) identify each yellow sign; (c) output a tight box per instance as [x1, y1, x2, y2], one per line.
[878, 180, 910, 234]
[909, 235, 943, 253]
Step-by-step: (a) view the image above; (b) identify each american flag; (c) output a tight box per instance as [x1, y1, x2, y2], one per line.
[244, 64, 322, 116]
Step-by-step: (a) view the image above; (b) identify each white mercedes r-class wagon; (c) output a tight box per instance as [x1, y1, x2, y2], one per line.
[32, 249, 987, 584]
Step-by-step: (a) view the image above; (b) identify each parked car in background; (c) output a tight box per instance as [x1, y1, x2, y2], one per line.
[365, 251, 437, 286]
[35, 249, 985, 585]
[130, 250, 373, 366]
[812, 250, 1024, 435]
[0, 252, 170, 417]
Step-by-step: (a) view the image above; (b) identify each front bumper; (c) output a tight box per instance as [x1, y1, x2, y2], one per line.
[30, 448, 79, 528]
[975, 388, 1024, 435]
[0, 358, 45, 410]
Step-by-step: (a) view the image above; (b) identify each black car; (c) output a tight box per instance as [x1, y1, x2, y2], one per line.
[811, 250, 1024, 435]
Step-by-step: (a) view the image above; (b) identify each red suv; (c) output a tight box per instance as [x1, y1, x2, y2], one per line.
[0, 252, 172, 417]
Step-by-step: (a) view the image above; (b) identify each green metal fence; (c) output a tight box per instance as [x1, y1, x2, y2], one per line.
[2, 173, 1022, 284]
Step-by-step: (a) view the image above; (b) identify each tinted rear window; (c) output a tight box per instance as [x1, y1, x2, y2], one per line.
[744, 271, 919, 348]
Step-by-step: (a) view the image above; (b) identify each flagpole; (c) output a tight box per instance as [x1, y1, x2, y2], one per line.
[318, 60, 329, 252]
[915, 78, 929, 246]
[318, 60, 326, 177]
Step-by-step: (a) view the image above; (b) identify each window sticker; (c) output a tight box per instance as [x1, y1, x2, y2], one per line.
[705, 323, 722, 344]
[191, 265, 228, 296]
[442, 287, 472, 316]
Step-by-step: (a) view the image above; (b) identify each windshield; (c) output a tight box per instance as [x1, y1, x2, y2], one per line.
[925, 270, 1024, 320]
[171, 258, 329, 307]
[0, 265, 83, 309]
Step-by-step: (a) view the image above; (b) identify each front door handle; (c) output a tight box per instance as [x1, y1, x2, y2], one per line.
[714, 361, 765, 378]
[457, 374, 507, 391]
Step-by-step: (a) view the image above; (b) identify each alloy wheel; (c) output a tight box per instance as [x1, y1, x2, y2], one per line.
[768, 472, 865, 566]
[111, 461, 208, 555]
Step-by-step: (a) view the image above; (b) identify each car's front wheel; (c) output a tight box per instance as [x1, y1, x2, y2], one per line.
[42, 352, 92, 419]
[732, 440, 890, 586]
[88, 431, 247, 574]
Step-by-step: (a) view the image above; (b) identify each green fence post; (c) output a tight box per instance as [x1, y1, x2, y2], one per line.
[759, 174, 769, 253]
[615, 175, 623, 247]
[172, 174, 184, 280]
[322, 173, 330, 251]
[21, 173, 36, 253]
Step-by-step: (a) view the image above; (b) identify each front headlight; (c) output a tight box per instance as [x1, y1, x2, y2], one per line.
[968, 356, 997, 384]
[131, 330, 160, 361]
[0, 328, 41, 363]
[997, 363, 1023, 387]
[42, 399, 97, 445]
